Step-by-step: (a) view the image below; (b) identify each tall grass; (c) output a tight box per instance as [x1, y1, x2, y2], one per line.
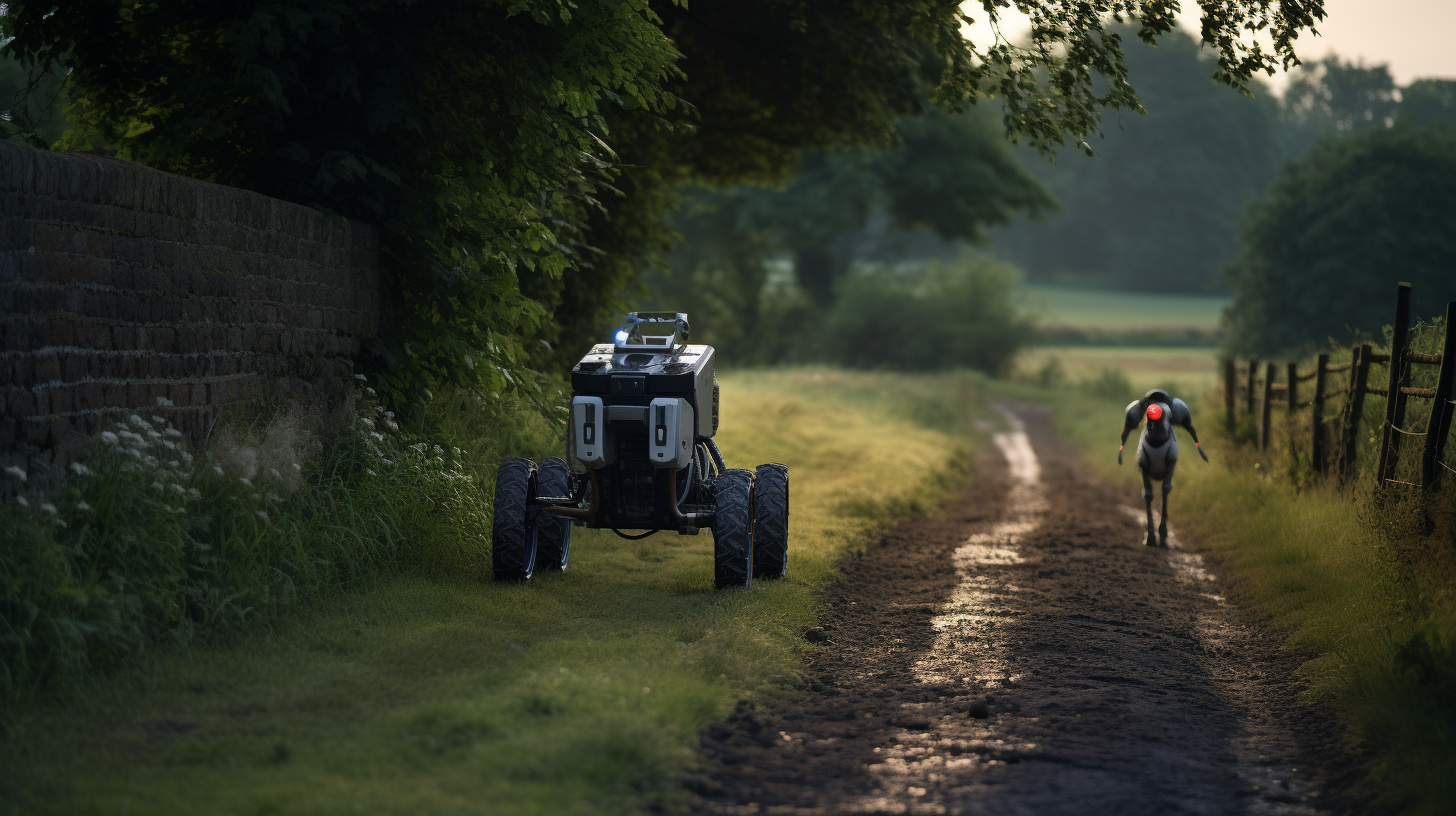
[0, 386, 560, 712]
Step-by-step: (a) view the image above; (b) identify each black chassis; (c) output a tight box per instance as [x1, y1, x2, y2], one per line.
[535, 342, 723, 534]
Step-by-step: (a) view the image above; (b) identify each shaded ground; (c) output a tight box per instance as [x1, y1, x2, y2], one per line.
[693, 405, 1352, 816]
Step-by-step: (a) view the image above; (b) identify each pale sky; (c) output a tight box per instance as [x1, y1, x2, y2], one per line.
[1181, 0, 1456, 92]
[965, 0, 1456, 96]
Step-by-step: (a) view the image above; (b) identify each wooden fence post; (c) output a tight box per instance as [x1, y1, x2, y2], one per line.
[1287, 362, 1299, 411]
[1377, 282, 1413, 487]
[1259, 362, 1276, 450]
[1245, 358, 1259, 416]
[1422, 301, 1456, 490]
[1223, 358, 1237, 434]
[1340, 343, 1373, 481]
[1312, 353, 1328, 474]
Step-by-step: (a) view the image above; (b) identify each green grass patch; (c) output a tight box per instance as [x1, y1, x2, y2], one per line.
[0, 370, 981, 815]
[1015, 284, 1228, 346]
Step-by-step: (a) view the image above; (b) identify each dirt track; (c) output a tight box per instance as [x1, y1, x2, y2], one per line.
[693, 405, 1351, 816]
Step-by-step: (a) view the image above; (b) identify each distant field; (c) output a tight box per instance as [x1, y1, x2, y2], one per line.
[1015, 284, 1229, 334]
[1014, 345, 1222, 395]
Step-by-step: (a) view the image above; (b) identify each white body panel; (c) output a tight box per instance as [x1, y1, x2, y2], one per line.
[648, 397, 694, 469]
[571, 396, 612, 469]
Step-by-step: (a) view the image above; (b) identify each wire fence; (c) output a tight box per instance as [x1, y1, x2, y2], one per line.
[1221, 283, 1456, 492]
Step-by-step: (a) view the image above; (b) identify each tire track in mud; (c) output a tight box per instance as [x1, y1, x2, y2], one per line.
[694, 405, 1335, 816]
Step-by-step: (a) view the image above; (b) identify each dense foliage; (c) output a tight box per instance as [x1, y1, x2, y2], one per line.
[1223, 124, 1456, 357]
[0, 1, 1326, 399]
[820, 253, 1031, 374]
[0, 391, 560, 706]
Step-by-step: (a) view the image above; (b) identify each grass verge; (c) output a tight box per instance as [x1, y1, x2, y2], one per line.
[0, 369, 980, 816]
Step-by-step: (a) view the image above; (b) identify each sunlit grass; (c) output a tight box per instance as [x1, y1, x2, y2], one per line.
[1013, 345, 1221, 394]
[1014, 284, 1229, 332]
[0, 370, 980, 816]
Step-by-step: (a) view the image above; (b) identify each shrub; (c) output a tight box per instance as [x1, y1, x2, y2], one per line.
[818, 252, 1032, 374]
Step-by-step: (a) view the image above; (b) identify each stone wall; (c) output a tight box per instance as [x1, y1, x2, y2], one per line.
[1, 141, 382, 491]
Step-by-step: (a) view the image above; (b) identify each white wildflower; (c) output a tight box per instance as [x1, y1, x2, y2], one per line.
[15, 496, 29, 507]
[269, 468, 281, 481]
[164, 428, 183, 439]
[101, 431, 119, 445]
[187, 488, 200, 499]
[152, 481, 165, 491]
[151, 415, 166, 426]
[181, 452, 194, 465]
[380, 458, 394, 467]
[370, 432, 384, 443]
[359, 417, 375, 429]
[4, 465, 26, 482]
[255, 510, 269, 523]
[76, 501, 92, 511]
[169, 483, 185, 495]
[128, 414, 149, 428]
[365, 468, 377, 476]
[291, 463, 301, 472]
[239, 477, 251, 487]
[147, 430, 162, 440]
[162, 440, 177, 450]
[266, 492, 282, 503]
[252, 493, 262, 502]
[69, 462, 93, 477]
[54, 518, 66, 528]
[155, 396, 174, 407]
[39, 502, 57, 515]
[213, 465, 225, 477]
[355, 373, 367, 381]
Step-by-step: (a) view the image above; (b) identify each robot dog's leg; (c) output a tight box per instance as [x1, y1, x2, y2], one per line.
[1141, 469, 1158, 547]
[1158, 460, 1177, 548]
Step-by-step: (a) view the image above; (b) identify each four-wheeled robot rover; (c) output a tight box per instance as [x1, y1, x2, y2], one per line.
[490, 312, 789, 589]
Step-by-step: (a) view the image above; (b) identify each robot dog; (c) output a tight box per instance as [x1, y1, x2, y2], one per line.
[1118, 389, 1208, 547]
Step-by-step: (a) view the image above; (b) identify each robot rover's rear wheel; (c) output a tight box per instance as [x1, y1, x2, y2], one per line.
[713, 469, 754, 590]
[752, 463, 789, 580]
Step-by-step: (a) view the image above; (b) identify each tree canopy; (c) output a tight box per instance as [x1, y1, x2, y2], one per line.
[1222, 124, 1456, 357]
[0, 0, 1328, 400]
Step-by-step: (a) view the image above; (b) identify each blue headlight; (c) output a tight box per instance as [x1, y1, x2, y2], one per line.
[614, 329, 629, 344]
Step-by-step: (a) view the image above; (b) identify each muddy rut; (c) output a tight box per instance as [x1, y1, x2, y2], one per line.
[693, 405, 1347, 816]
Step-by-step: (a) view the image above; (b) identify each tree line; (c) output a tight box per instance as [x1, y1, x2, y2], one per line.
[1, 1, 1328, 402]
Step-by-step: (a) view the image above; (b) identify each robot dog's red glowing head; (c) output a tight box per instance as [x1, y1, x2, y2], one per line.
[1146, 403, 1164, 421]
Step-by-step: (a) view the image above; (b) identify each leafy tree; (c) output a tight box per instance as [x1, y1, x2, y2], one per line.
[643, 107, 1054, 366]
[1223, 124, 1456, 357]
[0, 45, 67, 146]
[1401, 78, 1456, 128]
[1281, 55, 1401, 155]
[991, 24, 1283, 293]
[1, 1, 1327, 400]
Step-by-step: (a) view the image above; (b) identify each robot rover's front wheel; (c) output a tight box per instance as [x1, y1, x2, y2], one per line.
[752, 464, 789, 580]
[492, 457, 539, 581]
[713, 469, 754, 590]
